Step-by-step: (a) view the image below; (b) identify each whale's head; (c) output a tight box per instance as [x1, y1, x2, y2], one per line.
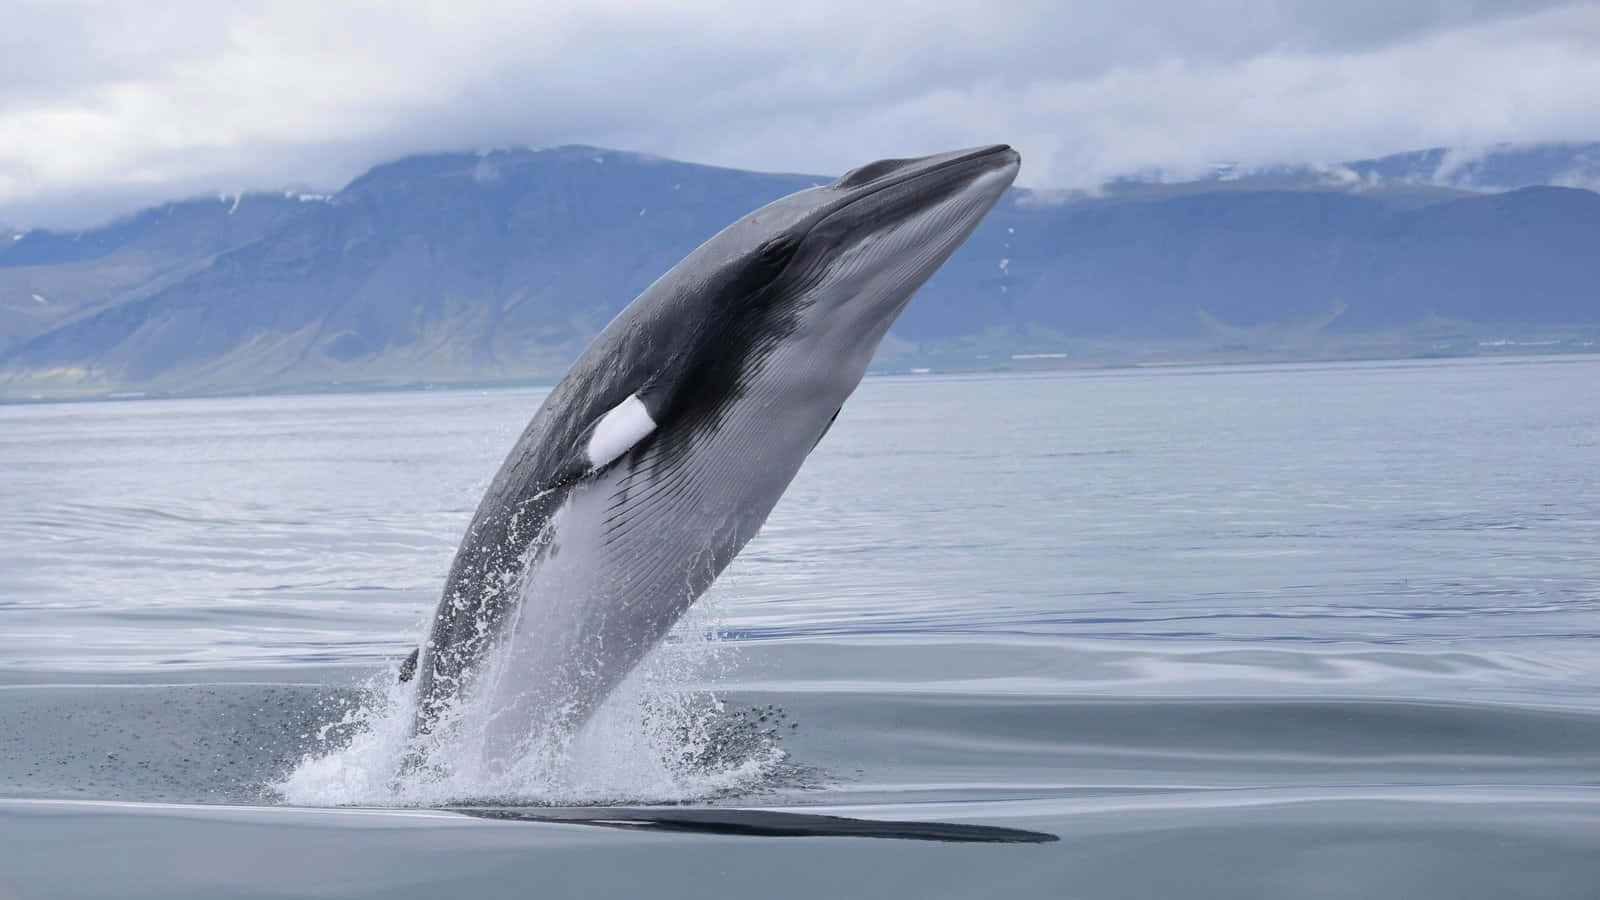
[738, 145, 1019, 349]
[640, 145, 1021, 401]
[785, 144, 1021, 343]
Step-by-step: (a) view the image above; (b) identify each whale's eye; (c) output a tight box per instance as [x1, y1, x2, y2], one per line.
[835, 158, 914, 189]
[753, 235, 798, 274]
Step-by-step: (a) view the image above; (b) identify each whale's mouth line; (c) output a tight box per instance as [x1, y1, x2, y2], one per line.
[450, 805, 1059, 843]
[791, 143, 1018, 274]
[734, 143, 1016, 338]
[828, 144, 1017, 218]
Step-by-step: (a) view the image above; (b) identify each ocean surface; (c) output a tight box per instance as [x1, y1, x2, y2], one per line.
[2, 357, 1598, 898]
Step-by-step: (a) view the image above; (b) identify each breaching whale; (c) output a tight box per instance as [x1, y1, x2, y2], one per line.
[405, 144, 1021, 766]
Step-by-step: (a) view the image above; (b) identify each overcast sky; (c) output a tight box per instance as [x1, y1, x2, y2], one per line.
[3, 0, 1599, 227]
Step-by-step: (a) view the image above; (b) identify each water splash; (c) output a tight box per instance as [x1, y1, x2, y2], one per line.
[274, 598, 792, 807]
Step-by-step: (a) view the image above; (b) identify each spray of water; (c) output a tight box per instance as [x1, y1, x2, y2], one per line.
[275, 595, 792, 807]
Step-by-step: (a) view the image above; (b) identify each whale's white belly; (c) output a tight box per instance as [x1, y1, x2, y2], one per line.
[477, 363, 834, 764]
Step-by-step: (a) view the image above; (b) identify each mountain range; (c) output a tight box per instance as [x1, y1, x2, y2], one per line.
[2, 142, 1597, 399]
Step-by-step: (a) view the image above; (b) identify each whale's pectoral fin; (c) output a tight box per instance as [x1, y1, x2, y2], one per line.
[584, 392, 659, 471]
[398, 647, 419, 683]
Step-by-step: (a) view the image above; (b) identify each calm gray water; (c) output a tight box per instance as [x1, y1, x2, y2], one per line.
[2, 357, 1599, 898]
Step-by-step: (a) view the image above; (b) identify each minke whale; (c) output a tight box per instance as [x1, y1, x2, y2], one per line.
[404, 144, 1021, 766]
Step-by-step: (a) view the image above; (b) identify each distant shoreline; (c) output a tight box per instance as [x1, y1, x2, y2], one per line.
[5, 345, 1596, 407]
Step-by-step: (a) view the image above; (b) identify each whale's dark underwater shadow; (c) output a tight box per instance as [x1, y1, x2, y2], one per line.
[453, 806, 1059, 843]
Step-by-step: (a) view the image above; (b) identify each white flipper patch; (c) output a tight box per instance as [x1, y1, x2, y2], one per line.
[586, 394, 657, 469]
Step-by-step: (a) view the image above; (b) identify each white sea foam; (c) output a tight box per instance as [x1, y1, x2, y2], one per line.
[275, 595, 786, 808]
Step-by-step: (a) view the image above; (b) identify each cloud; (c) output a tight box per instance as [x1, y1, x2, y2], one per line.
[1, 0, 1597, 227]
